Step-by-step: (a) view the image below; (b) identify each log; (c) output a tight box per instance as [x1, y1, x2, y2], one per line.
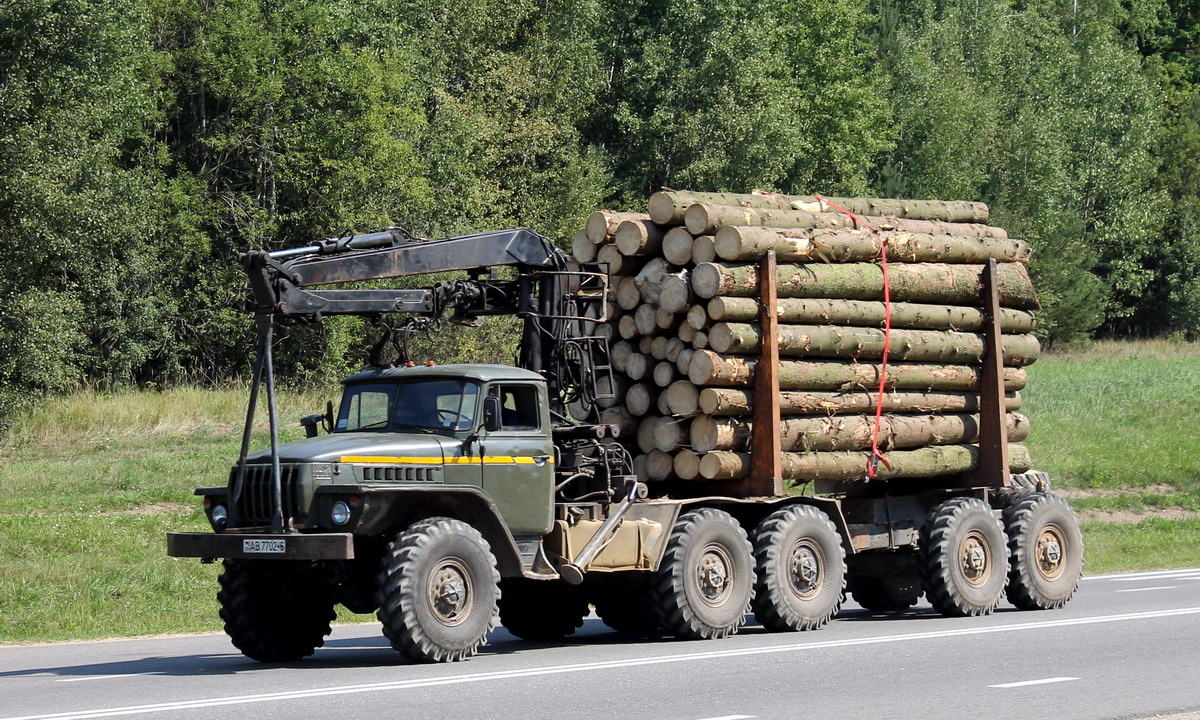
[653, 416, 689, 452]
[571, 229, 595, 263]
[706, 297, 1037, 334]
[665, 337, 685, 362]
[688, 350, 1029, 391]
[625, 352, 650, 381]
[663, 227, 696, 265]
[675, 348, 694, 375]
[673, 449, 702, 480]
[638, 336, 654, 354]
[618, 314, 639, 340]
[707, 323, 1041, 366]
[626, 383, 657, 417]
[665, 379, 701, 415]
[615, 276, 641, 310]
[690, 412, 1030, 453]
[713, 227, 1030, 264]
[634, 304, 659, 336]
[597, 243, 644, 276]
[646, 449, 675, 481]
[635, 258, 672, 305]
[615, 219, 666, 256]
[698, 388, 1022, 416]
[698, 443, 1033, 481]
[595, 373, 625, 408]
[650, 336, 669, 361]
[684, 203, 1007, 239]
[686, 304, 709, 331]
[692, 234, 717, 264]
[636, 416, 659, 454]
[657, 391, 673, 416]
[692, 331, 709, 350]
[633, 454, 648, 482]
[600, 407, 637, 438]
[655, 307, 678, 331]
[659, 272, 695, 313]
[653, 360, 677, 388]
[678, 323, 697, 344]
[647, 190, 989, 225]
[610, 340, 633, 373]
[691, 261, 1040, 311]
[587, 210, 648, 244]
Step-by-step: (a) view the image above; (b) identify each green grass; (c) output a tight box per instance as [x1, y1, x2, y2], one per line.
[1, 340, 1199, 643]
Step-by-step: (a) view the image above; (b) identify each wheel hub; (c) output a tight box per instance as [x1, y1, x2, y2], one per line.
[789, 543, 822, 598]
[960, 531, 991, 587]
[429, 559, 473, 626]
[1035, 524, 1067, 581]
[697, 544, 732, 607]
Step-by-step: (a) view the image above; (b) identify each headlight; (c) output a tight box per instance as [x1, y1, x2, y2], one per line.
[331, 501, 351, 526]
[211, 504, 228, 528]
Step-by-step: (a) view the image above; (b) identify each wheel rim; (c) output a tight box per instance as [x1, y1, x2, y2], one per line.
[428, 557, 473, 626]
[787, 539, 824, 601]
[959, 530, 992, 588]
[696, 542, 734, 608]
[1034, 522, 1067, 582]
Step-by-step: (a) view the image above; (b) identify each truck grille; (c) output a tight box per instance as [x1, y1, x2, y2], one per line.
[229, 464, 302, 525]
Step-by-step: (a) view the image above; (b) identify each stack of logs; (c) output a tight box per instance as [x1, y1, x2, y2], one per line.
[574, 190, 1039, 493]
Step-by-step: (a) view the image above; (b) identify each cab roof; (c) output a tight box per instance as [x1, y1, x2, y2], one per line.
[342, 364, 544, 385]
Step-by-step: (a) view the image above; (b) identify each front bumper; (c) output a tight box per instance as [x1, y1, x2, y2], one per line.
[167, 531, 354, 560]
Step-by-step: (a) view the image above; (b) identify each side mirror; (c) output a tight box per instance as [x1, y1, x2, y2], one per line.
[482, 395, 503, 432]
[301, 414, 323, 438]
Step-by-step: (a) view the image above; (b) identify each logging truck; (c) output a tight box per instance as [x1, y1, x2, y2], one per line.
[168, 199, 1084, 664]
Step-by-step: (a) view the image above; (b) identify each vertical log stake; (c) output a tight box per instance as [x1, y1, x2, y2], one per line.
[971, 258, 1010, 487]
[748, 250, 784, 496]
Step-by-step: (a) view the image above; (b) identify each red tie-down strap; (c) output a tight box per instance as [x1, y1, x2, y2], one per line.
[812, 195, 892, 478]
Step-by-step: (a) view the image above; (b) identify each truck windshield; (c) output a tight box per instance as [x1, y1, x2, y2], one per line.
[336, 379, 480, 433]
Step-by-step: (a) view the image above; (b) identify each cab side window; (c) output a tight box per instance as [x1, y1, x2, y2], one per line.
[495, 385, 539, 430]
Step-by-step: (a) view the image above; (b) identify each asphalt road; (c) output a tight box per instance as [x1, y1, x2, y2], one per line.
[2, 568, 1198, 720]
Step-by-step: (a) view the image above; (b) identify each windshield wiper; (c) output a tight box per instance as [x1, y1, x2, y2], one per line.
[392, 423, 438, 434]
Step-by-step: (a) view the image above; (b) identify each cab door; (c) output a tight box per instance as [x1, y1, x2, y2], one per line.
[480, 382, 554, 535]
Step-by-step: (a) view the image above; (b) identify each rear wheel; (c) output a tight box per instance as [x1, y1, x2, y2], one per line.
[1004, 493, 1084, 610]
[498, 578, 590, 641]
[376, 517, 500, 663]
[653, 508, 754, 640]
[920, 497, 1008, 617]
[218, 559, 337, 662]
[751, 505, 845, 631]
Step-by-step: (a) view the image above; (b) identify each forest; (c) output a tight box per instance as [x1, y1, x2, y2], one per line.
[0, 0, 1196, 410]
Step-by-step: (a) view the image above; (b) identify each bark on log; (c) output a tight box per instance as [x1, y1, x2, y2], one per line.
[663, 227, 697, 265]
[690, 412, 1030, 453]
[615, 219, 666, 256]
[713, 227, 1030, 264]
[685, 203, 1007, 239]
[688, 350, 1029, 391]
[626, 383, 657, 417]
[691, 261, 1040, 311]
[706, 297, 1036, 334]
[698, 443, 1032, 481]
[571, 229, 595, 263]
[698, 388, 1022, 416]
[666, 380, 701, 416]
[587, 210, 648, 244]
[648, 191, 989, 225]
[707, 323, 1041, 366]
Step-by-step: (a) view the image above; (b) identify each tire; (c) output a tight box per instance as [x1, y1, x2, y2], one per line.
[920, 497, 1008, 617]
[498, 578, 590, 641]
[751, 505, 845, 631]
[652, 508, 754, 640]
[1004, 492, 1084, 610]
[217, 559, 337, 662]
[376, 517, 500, 663]
[847, 552, 923, 612]
[590, 572, 662, 636]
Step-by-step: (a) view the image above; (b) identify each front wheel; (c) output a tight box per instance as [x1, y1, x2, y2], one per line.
[751, 505, 845, 631]
[218, 559, 337, 662]
[1004, 492, 1084, 610]
[653, 507, 754, 640]
[376, 517, 500, 663]
[920, 497, 1008, 617]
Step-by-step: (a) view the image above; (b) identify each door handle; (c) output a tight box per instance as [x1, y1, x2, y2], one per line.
[533, 454, 551, 466]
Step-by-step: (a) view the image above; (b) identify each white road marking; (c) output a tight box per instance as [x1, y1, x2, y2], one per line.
[1115, 586, 1178, 593]
[1086, 569, 1200, 582]
[57, 673, 165, 683]
[6, 607, 1199, 720]
[990, 677, 1080, 688]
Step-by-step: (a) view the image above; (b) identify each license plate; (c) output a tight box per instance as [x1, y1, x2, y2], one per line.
[243, 538, 286, 554]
